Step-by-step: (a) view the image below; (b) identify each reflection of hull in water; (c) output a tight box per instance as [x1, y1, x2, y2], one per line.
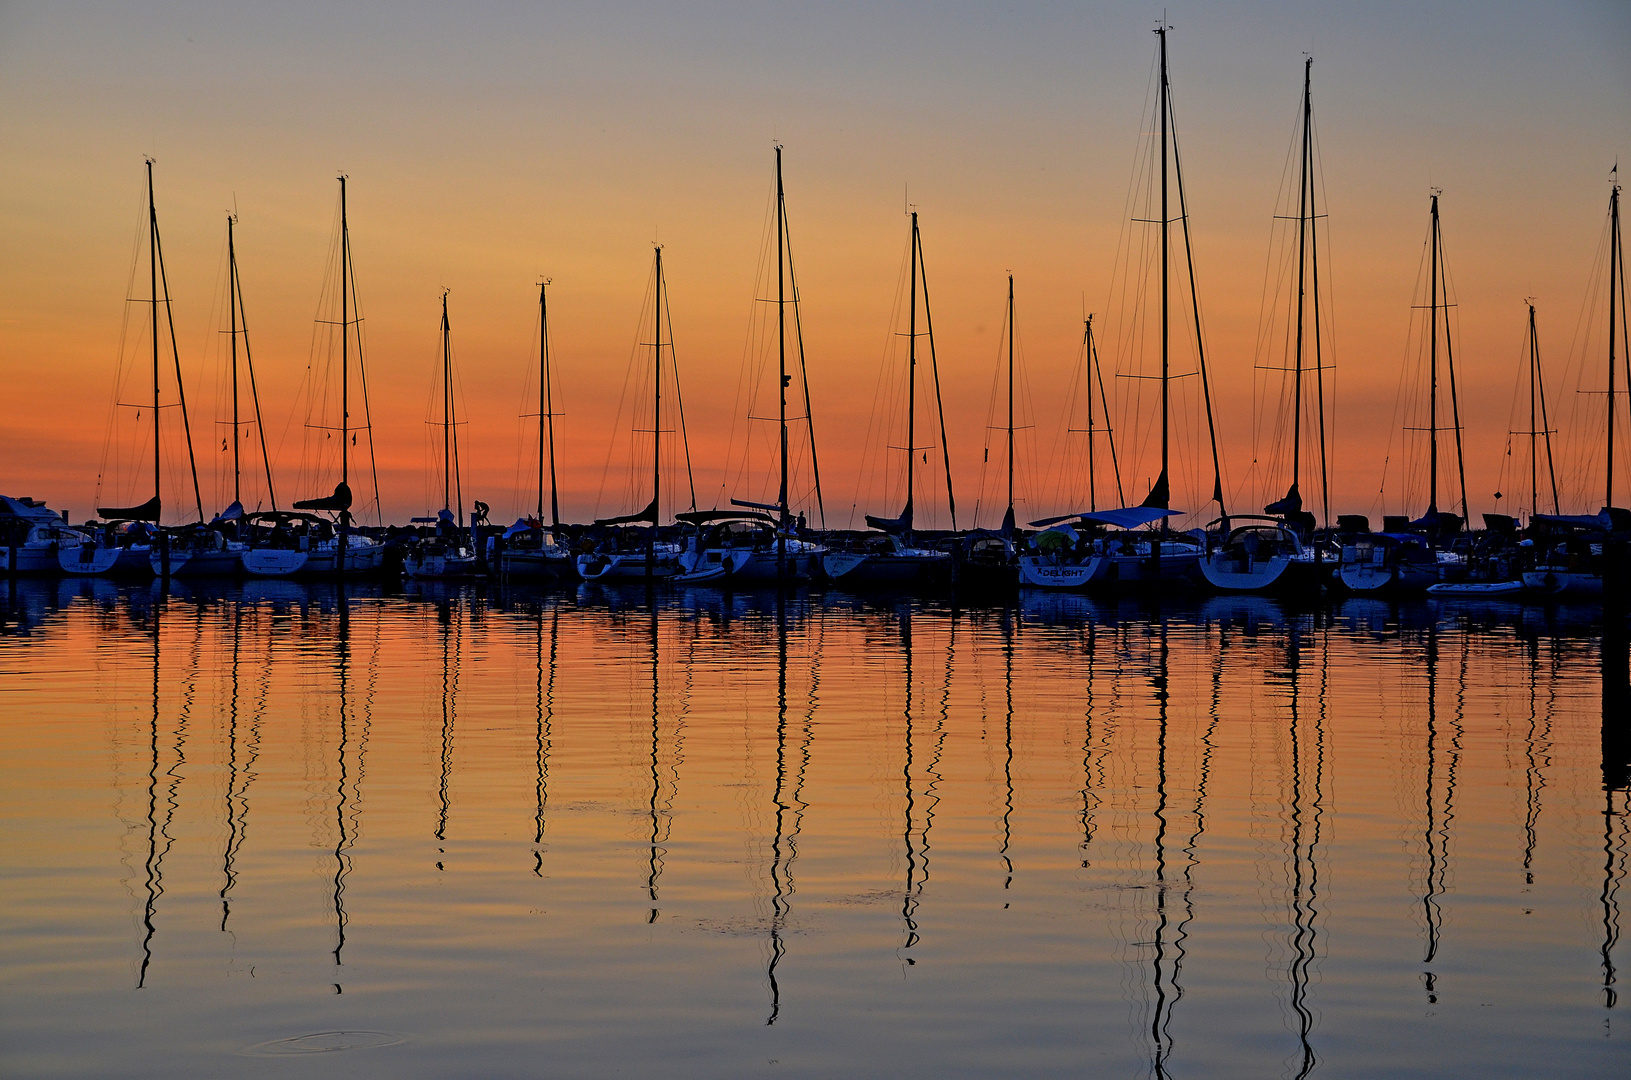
[498, 549, 573, 580]
[1426, 580, 1525, 598]
[1018, 555, 1107, 590]
[1017, 589, 1102, 625]
[576, 551, 681, 581]
[58, 543, 151, 577]
[821, 549, 952, 589]
[1197, 593, 1294, 629]
[675, 548, 754, 584]
[242, 539, 385, 578]
[1199, 553, 1319, 594]
[151, 546, 244, 577]
[404, 551, 481, 580]
[1520, 567, 1603, 598]
[1338, 560, 1437, 595]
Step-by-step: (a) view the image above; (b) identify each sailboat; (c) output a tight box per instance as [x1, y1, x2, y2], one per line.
[577, 247, 685, 582]
[1201, 57, 1325, 594]
[62, 159, 204, 577]
[157, 213, 279, 577]
[499, 280, 574, 580]
[1431, 300, 1556, 597]
[1523, 170, 1629, 598]
[678, 146, 826, 585]
[1017, 314, 1122, 588]
[959, 274, 1023, 591]
[1340, 191, 1464, 594]
[1019, 24, 1215, 590]
[821, 210, 954, 588]
[243, 176, 385, 578]
[405, 292, 480, 580]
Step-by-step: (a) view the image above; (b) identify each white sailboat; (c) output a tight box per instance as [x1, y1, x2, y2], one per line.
[1021, 25, 1215, 591]
[1342, 190, 1467, 595]
[1, 497, 89, 574]
[244, 176, 384, 578]
[578, 246, 685, 583]
[1522, 171, 1628, 599]
[690, 146, 827, 585]
[499, 279, 573, 580]
[1202, 57, 1328, 594]
[64, 160, 205, 577]
[822, 209, 953, 589]
[405, 292, 480, 580]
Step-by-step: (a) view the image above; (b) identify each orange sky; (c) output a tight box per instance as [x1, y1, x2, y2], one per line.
[3, 2, 1629, 528]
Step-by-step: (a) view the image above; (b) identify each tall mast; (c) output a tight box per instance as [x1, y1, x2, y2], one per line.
[1291, 57, 1310, 508]
[441, 290, 453, 517]
[1158, 23, 1170, 509]
[1532, 303, 1560, 515]
[918, 224, 957, 530]
[340, 177, 350, 493]
[651, 246, 663, 579]
[1085, 318, 1096, 513]
[906, 212, 918, 536]
[148, 160, 161, 513]
[1428, 192, 1440, 514]
[1007, 274, 1015, 523]
[776, 146, 789, 579]
[1610, 179, 1622, 511]
[229, 216, 241, 507]
[1306, 59, 1331, 529]
[540, 280, 558, 529]
[150, 162, 203, 522]
[1529, 303, 1539, 520]
[231, 216, 277, 511]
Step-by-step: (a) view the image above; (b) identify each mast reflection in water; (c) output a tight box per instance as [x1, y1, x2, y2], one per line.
[0, 580, 1623, 1079]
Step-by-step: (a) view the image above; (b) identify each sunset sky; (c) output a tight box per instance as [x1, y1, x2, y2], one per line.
[3, 1, 1628, 529]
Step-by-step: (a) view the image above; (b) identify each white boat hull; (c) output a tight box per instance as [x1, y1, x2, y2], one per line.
[821, 549, 952, 588]
[576, 551, 681, 581]
[1338, 560, 1438, 594]
[1198, 553, 1319, 594]
[58, 543, 150, 576]
[1018, 555, 1108, 590]
[151, 545, 244, 577]
[1521, 568, 1603, 598]
[404, 551, 481, 580]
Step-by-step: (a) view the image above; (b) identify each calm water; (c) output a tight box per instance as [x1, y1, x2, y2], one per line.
[1, 579, 1625, 1079]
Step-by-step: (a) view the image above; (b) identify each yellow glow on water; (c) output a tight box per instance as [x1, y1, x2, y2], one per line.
[0, 581, 1623, 1077]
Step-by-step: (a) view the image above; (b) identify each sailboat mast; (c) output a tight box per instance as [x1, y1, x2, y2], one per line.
[441, 291, 452, 516]
[1610, 180, 1621, 511]
[1158, 25, 1171, 505]
[1428, 192, 1440, 513]
[1292, 58, 1310, 504]
[229, 216, 241, 506]
[233, 220, 277, 512]
[1532, 303, 1561, 515]
[777, 146, 789, 580]
[907, 212, 918, 535]
[1306, 60, 1331, 528]
[1529, 303, 1539, 520]
[148, 160, 161, 513]
[151, 164, 203, 523]
[1085, 318, 1097, 513]
[340, 177, 350, 492]
[652, 246, 663, 578]
[541, 281, 559, 529]
[1007, 275, 1015, 520]
[777, 147, 789, 528]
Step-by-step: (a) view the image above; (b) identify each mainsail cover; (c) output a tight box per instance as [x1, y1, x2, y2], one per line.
[97, 495, 161, 521]
[293, 482, 352, 513]
[595, 497, 658, 527]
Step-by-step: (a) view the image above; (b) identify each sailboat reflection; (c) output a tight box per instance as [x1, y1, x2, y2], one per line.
[435, 599, 460, 871]
[534, 604, 558, 876]
[137, 597, 196, 989]
[1602, 614, 1628, 1009]
[645, 601, 689, 924]
[220, 604, 268, 933]
[766, 594, 820, 1023]
[1279, 621, 1325, 1079]
[898, 602, 951, 966]
[1418, 625, 1463, 1005]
